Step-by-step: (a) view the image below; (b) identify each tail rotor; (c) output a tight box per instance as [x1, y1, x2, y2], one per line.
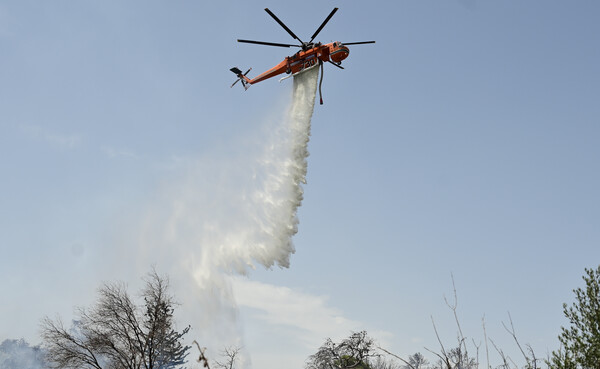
[230, 67, 252, 90]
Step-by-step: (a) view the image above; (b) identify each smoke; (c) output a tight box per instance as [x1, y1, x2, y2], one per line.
[0, 339, 46, 369]
[127, 67, 319, 364]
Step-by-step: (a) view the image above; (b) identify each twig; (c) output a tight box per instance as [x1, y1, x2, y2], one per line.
[427, 317, 453, 369]
[489, 338, 509, 369]
[377, 346, 415, 369]
[193, 341, 211, 369]
[444, 274, 468, 361]
[424, 346, 449, 369]
[482, 316, 490, 369]
[502, 312, 531, 368]
[431, 316, 447, 358]
[471, 338, 481, 369]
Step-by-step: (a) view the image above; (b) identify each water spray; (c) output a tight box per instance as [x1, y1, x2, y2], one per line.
[136, 66, 320, 366]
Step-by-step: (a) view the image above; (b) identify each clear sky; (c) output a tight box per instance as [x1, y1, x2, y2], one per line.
[1, 1, 599, 369]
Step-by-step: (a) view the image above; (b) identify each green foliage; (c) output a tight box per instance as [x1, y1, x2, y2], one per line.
[549, 266, 600, 369]
[548, 347, 577, 369]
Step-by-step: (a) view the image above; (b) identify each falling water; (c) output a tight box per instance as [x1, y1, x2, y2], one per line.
[132, 66, 320, 366]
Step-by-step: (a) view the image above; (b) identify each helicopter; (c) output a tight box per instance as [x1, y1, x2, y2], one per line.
[230, 8, 375, 104]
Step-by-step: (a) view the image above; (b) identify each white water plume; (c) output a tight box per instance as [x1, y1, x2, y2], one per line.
[130, 66, 320, 363]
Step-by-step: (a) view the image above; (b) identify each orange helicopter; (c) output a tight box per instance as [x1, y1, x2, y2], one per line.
[230, 8, 375, 104]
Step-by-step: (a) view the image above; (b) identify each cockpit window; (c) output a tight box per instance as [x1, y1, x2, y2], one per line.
[333, 42, 337, 47]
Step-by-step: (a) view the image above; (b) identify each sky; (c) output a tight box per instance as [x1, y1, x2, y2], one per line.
[1, 1, 600, 369]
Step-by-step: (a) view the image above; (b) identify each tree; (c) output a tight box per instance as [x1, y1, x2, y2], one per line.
[405, 353, 429, 369]
[213, 345, 242, 369]
[306, 331, 378, 369]
[41, 270, 190, 369]
[549, 266, 600, 369]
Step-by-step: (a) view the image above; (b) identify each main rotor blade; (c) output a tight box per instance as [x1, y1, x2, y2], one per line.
[342, 41, 376, 45]
[264, 8, 303, 43]
[237, 39, 299, 48]
[309, 8, 338, 43]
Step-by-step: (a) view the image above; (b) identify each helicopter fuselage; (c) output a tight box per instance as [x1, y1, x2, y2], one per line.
[246, 42, 349, 85]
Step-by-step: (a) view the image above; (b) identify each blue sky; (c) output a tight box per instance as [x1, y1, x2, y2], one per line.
[1, 1, 599, 369]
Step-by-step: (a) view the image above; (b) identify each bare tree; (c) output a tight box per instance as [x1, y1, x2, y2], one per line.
[307, 331, 378, 369]
[434, 347, 477, 369]
[423, 277, 488, 369]
[41, 270, 190, 369]
[213, 346, 242, 369]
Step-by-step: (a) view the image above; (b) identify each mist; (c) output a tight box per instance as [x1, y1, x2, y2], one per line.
[0, 339, 46, 369]
[117, 67, 320, 366]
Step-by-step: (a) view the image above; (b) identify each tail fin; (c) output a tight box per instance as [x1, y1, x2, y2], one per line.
[230, 67, 252, 90]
